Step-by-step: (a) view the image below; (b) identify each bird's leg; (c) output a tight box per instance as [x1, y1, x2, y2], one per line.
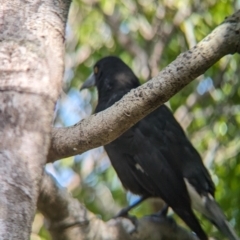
[114, 196, 148, 218]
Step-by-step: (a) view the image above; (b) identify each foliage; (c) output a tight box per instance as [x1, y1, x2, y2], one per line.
[32, 1, 240, 239]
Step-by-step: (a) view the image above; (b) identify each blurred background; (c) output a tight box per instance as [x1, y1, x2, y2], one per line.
[32, 0, 240, 239]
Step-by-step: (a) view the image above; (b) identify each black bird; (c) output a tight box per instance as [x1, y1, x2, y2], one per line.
[81, 56, 239, 240]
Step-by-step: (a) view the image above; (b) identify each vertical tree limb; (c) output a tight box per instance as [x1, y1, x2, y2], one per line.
[0, 0, 70, 238]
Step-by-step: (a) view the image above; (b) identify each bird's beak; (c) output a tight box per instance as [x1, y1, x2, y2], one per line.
[80, 72, 96, 90]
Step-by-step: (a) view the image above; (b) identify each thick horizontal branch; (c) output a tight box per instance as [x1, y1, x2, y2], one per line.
[47, 10, 240, 162]
[38, 171, 198, 240]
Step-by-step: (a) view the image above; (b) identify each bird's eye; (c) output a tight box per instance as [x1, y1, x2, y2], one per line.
[94, 66, 98, 74]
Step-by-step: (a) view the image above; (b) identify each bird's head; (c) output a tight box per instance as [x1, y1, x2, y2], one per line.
[80, 56, 140, 96]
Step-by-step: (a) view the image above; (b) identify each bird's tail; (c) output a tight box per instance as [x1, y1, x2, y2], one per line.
[205, 195, 239, 240]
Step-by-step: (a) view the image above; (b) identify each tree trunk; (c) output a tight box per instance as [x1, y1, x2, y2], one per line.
[0, 0, 69, 238]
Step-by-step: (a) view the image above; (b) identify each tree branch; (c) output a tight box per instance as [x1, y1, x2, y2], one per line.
[38, 171, 198, 240]
[47, 11, 240, 162]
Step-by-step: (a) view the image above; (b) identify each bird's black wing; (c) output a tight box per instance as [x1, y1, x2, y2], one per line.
[146, 104, 215, 197]
[106, 123, 188, 203]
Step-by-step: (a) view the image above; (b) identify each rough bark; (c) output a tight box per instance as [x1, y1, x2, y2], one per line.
[38, 171, 198, 240]
[0, 0, 70, 239]
[0, 93, 54, 239]
[47, 10, 240, 162]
